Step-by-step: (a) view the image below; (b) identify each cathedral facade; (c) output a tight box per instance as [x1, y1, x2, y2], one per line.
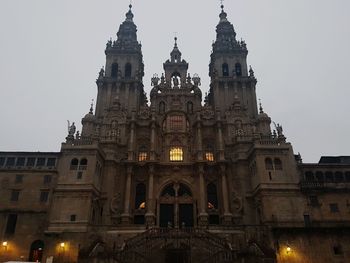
[1, 5, 350, 263]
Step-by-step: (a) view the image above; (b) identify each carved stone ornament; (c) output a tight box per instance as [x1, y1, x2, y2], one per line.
[138, 106, 151, 120]
[110, 193, 122, 215]
[231, 192, 243, 213]
[201, 106, 215, 120]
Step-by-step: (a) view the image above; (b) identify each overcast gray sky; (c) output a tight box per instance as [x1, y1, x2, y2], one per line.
[0, 0, 349, 163]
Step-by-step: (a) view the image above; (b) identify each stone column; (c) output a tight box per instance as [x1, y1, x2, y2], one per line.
[121, 166, 133, 224]
[128, 111, 136, 161]
[145, 165, 156, 226]
[150, 113, 156, 161]
[198, 165, 208, 226]
[196, 113, 203, 161]
[216, 112, 225, 161]
[220, 164, 232, 224]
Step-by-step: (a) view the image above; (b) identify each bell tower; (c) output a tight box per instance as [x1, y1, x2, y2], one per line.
[95, 4, 146, 118]
[208, 5, 258, 118]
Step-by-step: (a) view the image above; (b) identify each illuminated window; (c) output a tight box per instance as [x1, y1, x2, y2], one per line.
[205, 152, 214, 162]
[170, 147, 183, 162]
[138, 152, 148, 162]
[169, 115, 184, 130]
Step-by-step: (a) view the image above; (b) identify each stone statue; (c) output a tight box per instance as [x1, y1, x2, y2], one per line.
[110, 193, 121, 215]
[151, 74, 160, 86]
[67, 121, 76, 136]
[160, 73, 165, 84]
[172, 76, 179, 87]
[99, 67, 104, 78]
[273, 122, 284, 137]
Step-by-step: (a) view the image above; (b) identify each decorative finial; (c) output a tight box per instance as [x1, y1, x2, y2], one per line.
[259, 99, 264, 114]
[125, 1, 134, 21]
[174, 32, 178, 47]
[220, 0, 224, 11]
[89, 99, 94, 114]
[249, 65, 255, 77]
[129, 0, 132, 9]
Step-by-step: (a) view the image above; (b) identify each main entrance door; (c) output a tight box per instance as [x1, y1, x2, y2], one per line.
[165, 248, 190, 263]
[179, 204, 193, 227]
[160, 204, 175, 227]
[159, 183, 194, 228]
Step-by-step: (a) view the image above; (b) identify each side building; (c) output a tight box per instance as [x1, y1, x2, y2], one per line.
[1, 5, 350, 263]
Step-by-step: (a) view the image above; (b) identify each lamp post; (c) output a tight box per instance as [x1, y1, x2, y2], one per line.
[1, 241, 8, 262]
[59, 242, 65, 263]
[2, 241, 8, 251]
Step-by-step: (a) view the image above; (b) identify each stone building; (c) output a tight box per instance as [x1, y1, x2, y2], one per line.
[1, 4, 350, 263]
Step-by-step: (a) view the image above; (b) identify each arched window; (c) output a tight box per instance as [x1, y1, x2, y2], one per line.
[334, 172, 344, 183]
[205, 144, 214, 162]
[265, 158, 273, 170]
[178, 183, 192, 197]
[305, 171, 314, 181]
[325, 171, 334, 183]
[159, 101, 165, 114]
[169, 115, 184, 131]
[161, 184, 175, 197]
[138, 151, 148, 162]
[79, 158, 88, 170]
[222, 63, 229, 77]
[207, 183, 218, 209]
[135, 183, 146, 209]
[274, 158, 283, 170]
[125, 63, 132, 78]
[70, 158, 79, 170]
[345, 171, 350, 182]
[315, 171, 324, 182]
[111, 63, 118, 77]
[205, 152, 214, 162]
[235, 63, 242, 76]
[170, 147, 183, 162]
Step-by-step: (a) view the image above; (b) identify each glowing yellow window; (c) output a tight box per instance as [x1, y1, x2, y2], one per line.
[170, 147, 183, 162]
[205, 152, 214, 162]
[138, 152, 148, 162]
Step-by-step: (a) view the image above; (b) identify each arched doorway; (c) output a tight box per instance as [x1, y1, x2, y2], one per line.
[159, 183, 194, 228]
[28, 240, 44, 262]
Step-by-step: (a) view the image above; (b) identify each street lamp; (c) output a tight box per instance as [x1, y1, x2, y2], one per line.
[2, 241, 8, 250]
[286, 246, 291, 254]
